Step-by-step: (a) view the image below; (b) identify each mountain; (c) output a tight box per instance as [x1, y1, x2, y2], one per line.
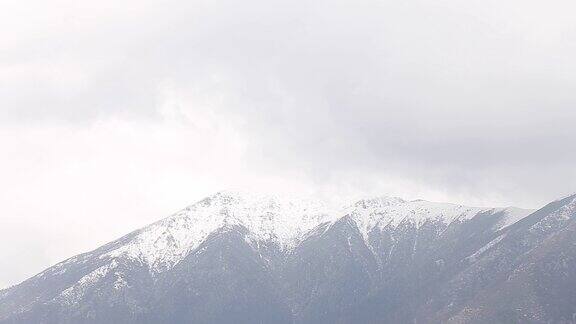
[2, 191, 575, 323]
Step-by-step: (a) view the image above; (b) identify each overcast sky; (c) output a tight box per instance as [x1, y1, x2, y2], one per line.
[1, 0, 576, 288]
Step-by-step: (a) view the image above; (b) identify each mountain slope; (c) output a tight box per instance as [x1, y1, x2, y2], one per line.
[426, 194, 576, 323]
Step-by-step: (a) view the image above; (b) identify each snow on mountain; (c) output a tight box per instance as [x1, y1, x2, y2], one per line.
[344, 197, 530, 240]
[102, 191, 339, 271]
[548, 193, 576, 220]
[100, 191, 533, 272]
[58, 259, 124, 306]
[346, 197, 483, 238]
[494, 206, 535, 230]
[527, 194, 576, 234]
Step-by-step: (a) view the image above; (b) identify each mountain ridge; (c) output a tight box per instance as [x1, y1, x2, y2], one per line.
[94, 190, 533, 274]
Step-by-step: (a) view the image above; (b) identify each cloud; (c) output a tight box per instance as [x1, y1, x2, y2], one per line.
[1, 0, 576, 287]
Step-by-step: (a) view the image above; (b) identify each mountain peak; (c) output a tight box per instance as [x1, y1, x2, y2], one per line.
[103, 191, 337, 271]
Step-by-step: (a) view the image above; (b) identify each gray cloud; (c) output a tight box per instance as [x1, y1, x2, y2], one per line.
[1, 0, 576, 287]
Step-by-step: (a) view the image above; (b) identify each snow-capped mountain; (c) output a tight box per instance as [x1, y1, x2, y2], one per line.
[95, 191, 525, 273]
[2, 191, 576, 324]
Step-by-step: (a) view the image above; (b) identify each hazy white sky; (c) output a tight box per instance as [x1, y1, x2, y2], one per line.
[1, 0, 576, 288]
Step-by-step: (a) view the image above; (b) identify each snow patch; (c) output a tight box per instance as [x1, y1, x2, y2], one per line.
[59, 260, 118, 305]
[528, 195, 576, 233]
[345, 197, 490, 241]
[465, 234, 506, 263]
[493, 207, 534, 230]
